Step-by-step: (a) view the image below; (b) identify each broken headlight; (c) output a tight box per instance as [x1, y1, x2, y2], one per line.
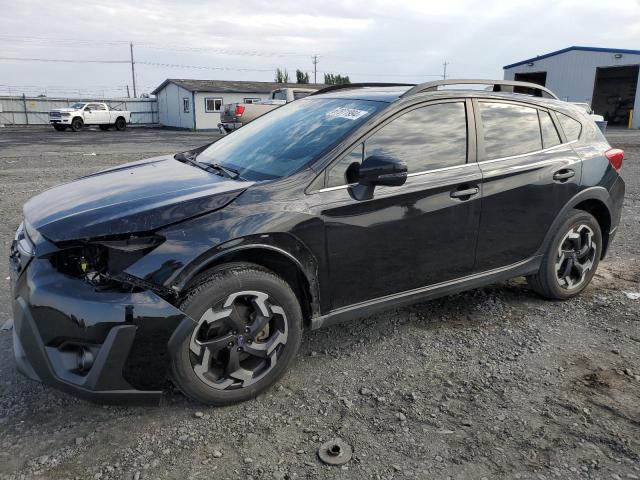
[49, 235, 164, 289]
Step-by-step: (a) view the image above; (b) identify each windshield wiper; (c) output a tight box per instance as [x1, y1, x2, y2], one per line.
[174, 152, 211, 173]
[175, 152, 243, 180]
[209, 163, 242, 180]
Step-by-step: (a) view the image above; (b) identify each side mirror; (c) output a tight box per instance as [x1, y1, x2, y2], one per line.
[349, 155, 407, 201]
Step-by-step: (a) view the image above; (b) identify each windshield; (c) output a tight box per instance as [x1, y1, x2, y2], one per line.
[71, 103, 87, 109]
[196, 98, 386, 180]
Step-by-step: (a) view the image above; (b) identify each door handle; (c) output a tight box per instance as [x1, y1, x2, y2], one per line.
[553, 169, 575, 182]
[450, 186, 479, 199]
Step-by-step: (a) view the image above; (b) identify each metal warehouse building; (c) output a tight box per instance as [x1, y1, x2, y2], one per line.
[503, 46, 640, 128]
[152, 79, 308, 130]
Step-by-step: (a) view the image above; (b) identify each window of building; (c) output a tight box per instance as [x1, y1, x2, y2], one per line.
[243, 98, 261, 104]
[557, 113, 582, 141]
[183, 98, 190, 113]
[205, 98, 223, 112]
[539, 111, 561, 149]
[479, 102, 542, 159]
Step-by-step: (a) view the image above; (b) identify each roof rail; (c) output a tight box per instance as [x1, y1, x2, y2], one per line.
[400, 79, 559, 99]
[310, 83, 416, 96]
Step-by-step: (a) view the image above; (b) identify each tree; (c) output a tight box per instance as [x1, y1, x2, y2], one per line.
[275, 68, 289, 83]
[296, 69, 310, 84]
[323, 73, 351, 85]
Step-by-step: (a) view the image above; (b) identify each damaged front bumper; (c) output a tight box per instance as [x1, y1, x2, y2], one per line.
[10, 239, 194, 405]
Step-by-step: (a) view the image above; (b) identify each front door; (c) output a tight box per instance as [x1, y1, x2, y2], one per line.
[473, 99, 582, 271]
[313, 100, 482, 311]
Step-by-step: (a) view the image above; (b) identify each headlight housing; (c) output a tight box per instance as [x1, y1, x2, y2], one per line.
[15, 222, 35, 257]
[49, 234, 165, 288]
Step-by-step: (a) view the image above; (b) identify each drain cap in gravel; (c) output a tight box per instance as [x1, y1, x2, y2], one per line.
[318, 438, 352, 466]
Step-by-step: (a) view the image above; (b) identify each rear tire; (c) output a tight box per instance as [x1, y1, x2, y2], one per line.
[527, 209, 602, 300]
[170, 263, 303, 405]
[115, 117, 127, 131]
[70, 117, 83, 132]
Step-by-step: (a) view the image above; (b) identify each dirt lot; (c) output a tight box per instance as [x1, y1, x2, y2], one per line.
[0, 126, 638, 480]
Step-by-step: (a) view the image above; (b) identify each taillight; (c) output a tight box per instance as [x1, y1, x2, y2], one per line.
[605, 148, 624, 171]
[235, 105, 245, 117]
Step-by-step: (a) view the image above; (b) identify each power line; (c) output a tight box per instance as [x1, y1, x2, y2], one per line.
[0, 34, 312, 58]
[138, 61, 275, 72]
[138, 42, 311, 58]
[0, 56, 130, 64]
[318, 70, 442, 78]
[0, 55, 281, 73]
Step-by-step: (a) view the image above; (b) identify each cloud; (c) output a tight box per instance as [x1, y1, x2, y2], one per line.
[0, 0, 639, 96]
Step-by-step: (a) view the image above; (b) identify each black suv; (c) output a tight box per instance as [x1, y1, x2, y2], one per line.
[10, 80, 625, 405]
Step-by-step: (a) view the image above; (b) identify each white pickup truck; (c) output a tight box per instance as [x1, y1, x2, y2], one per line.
[49, 102, 131, 132]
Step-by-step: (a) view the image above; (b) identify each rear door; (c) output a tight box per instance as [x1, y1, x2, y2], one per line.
[83, 103, 100, 124]
[94, 104, 110, 123]
[473, 99, 582, 271]
[313, 99, 482, 310]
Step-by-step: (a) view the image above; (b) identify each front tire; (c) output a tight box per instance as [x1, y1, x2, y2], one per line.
[70, 117, 83, 132]
[170, 263, 303, 405]
[527, 209, 602, 300]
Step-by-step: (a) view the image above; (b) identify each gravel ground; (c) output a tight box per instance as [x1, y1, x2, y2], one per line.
[0, 126, 638, 480]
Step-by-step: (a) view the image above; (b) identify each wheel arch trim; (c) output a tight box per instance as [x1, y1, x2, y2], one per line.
[172, 234, 321, 320]
[537, 186, 614, 259]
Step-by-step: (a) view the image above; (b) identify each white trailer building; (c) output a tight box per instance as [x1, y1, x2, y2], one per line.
[152, 79, 307, 130]
[503, 46, 640, 128]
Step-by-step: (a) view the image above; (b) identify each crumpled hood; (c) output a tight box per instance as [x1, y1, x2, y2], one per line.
[24, 155, 253, 242]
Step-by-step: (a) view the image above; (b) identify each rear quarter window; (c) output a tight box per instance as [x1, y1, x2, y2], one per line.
[539, 111, 561, 149]
[557, 113, 582, 141]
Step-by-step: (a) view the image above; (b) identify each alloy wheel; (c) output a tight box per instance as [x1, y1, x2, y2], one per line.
[189, 291, 288, 390]
[555, 224, 597, 290]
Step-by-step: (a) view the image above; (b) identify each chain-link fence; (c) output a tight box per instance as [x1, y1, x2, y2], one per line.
[0, 95, 158, 126]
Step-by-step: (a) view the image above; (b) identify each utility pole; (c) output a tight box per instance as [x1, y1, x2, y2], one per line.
[312, 55, 319, 84]
[442, 61, 449, 80]
[126, 85, 130, 98]
[130, 42, 137, 98]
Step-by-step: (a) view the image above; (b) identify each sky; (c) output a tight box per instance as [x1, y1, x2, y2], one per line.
[1, 0, 639, 97]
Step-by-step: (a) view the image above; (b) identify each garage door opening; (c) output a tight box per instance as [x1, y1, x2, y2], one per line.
[514, 72, 547, 86]
[592, 65, 639, 126]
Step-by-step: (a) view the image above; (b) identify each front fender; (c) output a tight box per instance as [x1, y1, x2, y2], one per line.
[122, 205, 324, 313]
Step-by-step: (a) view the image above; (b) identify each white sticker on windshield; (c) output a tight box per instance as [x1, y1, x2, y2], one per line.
[325, 107, 369, 121]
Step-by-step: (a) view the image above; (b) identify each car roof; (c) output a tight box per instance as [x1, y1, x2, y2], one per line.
[312, 85, 580, 116]
[311, 86, 413, 102]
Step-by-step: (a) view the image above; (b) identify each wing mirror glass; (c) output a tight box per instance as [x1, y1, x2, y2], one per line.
[349, 154, 407, 201]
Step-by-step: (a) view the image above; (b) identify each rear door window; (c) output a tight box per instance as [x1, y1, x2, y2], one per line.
[539, 111, 561, 148]
[557, 113, 582, 141]
[479, 102, 542, 159]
